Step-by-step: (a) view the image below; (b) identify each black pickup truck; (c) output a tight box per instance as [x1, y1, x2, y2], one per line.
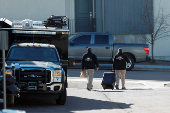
[0, 16, 74, 106]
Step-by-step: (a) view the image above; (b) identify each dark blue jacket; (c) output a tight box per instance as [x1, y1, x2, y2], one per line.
[112, 53, 130, 70]
[82, 51, 99, 70]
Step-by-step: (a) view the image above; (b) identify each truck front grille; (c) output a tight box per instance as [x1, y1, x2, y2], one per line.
[15, 68, 51, 83]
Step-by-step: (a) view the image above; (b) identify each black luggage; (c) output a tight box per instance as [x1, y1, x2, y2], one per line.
[101, 72, 116, 90]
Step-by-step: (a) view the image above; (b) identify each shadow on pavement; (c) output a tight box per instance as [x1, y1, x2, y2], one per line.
[93, 88, 152, 92]
[67, 96, 132, 112]
[68, 69, 170, 81]
[92, 89, 124, 92]
[127, 88, 153, 90]
[12, 96, 133, 113]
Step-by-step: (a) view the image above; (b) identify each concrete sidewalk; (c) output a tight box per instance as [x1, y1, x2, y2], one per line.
[70, 63, 170, 71]
[133, 64, 170, 71]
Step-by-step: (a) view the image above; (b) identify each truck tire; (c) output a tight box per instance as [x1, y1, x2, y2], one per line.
[126, 55, 135, 71]
[56, 88, 67, 105]
[7, 94, 14, 108]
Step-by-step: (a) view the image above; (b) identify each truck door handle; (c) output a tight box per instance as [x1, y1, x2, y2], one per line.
[105, 47, 110, 49]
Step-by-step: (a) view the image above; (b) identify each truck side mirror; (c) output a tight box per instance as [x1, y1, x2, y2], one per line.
[70, 41, 75, 46]
[68, 57, 75, 67]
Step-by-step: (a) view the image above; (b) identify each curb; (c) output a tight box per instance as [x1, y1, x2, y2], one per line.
[69, 63, 170, 71]
[133, 65, 170, 71]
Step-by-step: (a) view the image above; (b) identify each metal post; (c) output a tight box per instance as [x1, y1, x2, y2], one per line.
[0, 30, 8, 109]
[2, 50, 6, 109]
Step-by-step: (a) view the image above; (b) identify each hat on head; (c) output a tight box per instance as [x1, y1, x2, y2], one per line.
[118, 48, 122, 53]
[87, 47, 92, 52]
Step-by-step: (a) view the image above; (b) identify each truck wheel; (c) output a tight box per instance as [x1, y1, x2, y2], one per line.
[126, 56, 135, 71]
[7, 94, 14, 108]
[7, 101, 14, 108]
[56, 88, 67, 105]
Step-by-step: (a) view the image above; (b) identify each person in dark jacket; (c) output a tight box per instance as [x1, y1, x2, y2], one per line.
[82, 47, 99, 91]
[112, 48, 130, 90]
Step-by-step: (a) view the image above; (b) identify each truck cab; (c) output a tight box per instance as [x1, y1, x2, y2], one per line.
[0, 16, 74, 106]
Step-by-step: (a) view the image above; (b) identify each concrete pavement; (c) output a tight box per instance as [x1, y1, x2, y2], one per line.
[9, 70, 170, 113]
[67, 69, 170, 113]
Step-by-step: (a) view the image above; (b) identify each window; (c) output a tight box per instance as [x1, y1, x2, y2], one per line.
[7, 47, 59, 62]
[95, 35, 109, 44]
[73, 35, 91, 44]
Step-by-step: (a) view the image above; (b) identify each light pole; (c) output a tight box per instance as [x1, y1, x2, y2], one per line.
[0, 30, 8, 109]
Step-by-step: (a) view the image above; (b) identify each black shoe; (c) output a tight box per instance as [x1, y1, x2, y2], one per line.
[122, 87, 126, 90]
[115, 85, 119, 89]
[87, 87, 91, 91]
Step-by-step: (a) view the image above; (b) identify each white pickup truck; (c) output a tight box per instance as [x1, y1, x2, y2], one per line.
[68, 32, 149, 70]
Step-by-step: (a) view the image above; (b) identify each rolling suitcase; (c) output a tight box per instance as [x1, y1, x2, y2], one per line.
[101, 72, 116, 90]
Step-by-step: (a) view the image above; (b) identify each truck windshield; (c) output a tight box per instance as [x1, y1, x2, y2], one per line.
[6, 47, 59, 62]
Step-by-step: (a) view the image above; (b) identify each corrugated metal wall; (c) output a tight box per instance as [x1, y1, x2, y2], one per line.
[96, 0, 153, 34]
[96, 0, 103, 32]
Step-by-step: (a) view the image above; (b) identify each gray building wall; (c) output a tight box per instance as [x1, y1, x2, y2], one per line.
[96, 0, 153, 34]
[0, 0, 66, 21]
[96, 0, 103, 33]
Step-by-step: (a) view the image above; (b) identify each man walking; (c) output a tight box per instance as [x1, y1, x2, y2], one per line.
[112, 48, 130, 90]
[82, 47, 99, 91]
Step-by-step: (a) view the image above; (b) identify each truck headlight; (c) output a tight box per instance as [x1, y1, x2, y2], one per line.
[5, 69, 12, 75]
[53, 70, 61, 82]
